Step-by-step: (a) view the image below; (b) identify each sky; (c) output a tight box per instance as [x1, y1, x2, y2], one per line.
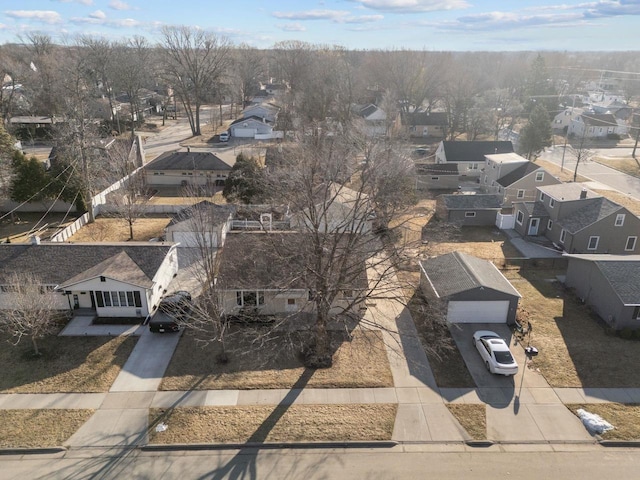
[1, 0, 639, 51]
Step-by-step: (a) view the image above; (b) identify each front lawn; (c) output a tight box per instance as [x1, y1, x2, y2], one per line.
[67, 217, 171, 242]
[0, 409, 94, 448]
[149, 404, 397, 444]
[567, 403, 640, 441]
[0, 335, 137, 393]
[446, 404, 486, 440]
[160, 328, 393, 390]
[505, 269, 640, 388]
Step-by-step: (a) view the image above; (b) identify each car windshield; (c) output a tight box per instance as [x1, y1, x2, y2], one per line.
[494, 351, 515, 364]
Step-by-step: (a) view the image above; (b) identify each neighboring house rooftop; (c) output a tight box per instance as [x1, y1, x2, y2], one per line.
[230, 115, 273, 126]
[167, 201, 236, 228]
[537, 183, 600, 201]
[558, 197, 624, 234]
[515, 201, 549, 217]
[0, 243, 173, 287]
[441, 141, 514, 163]
[565, 254, 640, 305]
[440, 194, 503, 210]
[216, 233, 368, 291]
[358, 104, 379, 118]
[497, 163, 544, 187]
[145, 151, 231, 171]
[580, 113, 618, 127]
[416, 163, 458, 175]
[420, 251, 521, 298]
[485, 152, 528, 165]
[401, 111, 448, 126]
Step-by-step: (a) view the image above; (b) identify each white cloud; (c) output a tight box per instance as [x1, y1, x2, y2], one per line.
[109, 0, 133, 11]
[351, 0, 470, 13]
[89, 10, 106, 19]
[53, 0, 94, 5]
[433, 10, 587, 31]
[344, 14, 384, 23]
[70, 15, 139, 28]
[272, 10, 350, 21]
[5, 10, 62, 24]
[277, 23, 307, 32]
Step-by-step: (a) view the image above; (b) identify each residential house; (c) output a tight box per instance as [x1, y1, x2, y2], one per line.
[564, 254, 640, 330]
[215, 232, 368, 318]
[144, 151, 232, 187]
[0, 242, 178, 319]
[242, 103, 279, 123]
[400, 111, 448, 139]
[513, 183, 640, 254]
[354, 104, 398, 136]
[435, 141, 514, 178]
[415, 163, 459, 190]
[481, 153, 561, 206]
[229, 115, 275, 139]
[419, 251, 521, 324]
[568, 113, 627, 139]
[436, 194, 503, 226]
[552, 107, 584, 132]
[165, 201, 235, 248]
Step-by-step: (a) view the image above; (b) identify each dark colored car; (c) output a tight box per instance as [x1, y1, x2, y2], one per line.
[149, 291, 192, 333]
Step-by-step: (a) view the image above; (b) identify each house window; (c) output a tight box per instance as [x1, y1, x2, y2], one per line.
[587, 236, 600, 250]
[464, 212, 476, 218]
[287, 298, 296, 305]
[560, 229, 566, 243]
[615, 214, 626, 226]
[626, 236, 637, 251]
[539, 192, 545, 201]
[633, 306, 640, 320]
[236, 290, 265, 307]
[516, 189, 525, 199]
[100, 276, 106, 282]
[535, 172, 544, 182]
[94, 290, 141, 308]
[431, 176, 439, 181]
[549, 198, 555, 208]
[547, 220, 553, 230]
[468, 163, 478, 170]
[516, 211, 524, 225]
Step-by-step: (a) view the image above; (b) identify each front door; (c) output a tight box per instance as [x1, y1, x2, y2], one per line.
[528, 218, 540, 236]
[73, 294, 80, 309]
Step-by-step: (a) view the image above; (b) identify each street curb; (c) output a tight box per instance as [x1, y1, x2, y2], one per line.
[0, 447, 66, 456]
[464, 440, 494, 448]
[599, 440, 640, 448]
[142, 441, 398, 451]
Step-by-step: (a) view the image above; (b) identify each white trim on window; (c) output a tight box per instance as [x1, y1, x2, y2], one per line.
[549, 198, 555, 208]
[587, 236, 600, 250]
[516, 211, 524, 225]
[535, 172, 544, 182]
[615, 214, 626, 227]
[560, 229, 566, 243]
[547, 219, 553, 230]
[464, 211, 476, 218]
[516, 189, 525, 199]
[626, 236, 637, 251]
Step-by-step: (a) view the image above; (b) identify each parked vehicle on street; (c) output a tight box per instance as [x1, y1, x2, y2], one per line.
[472, 330, 518, 376]
[219, 131, 230, 142]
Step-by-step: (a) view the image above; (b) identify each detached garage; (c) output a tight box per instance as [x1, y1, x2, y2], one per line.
[419, 251, 521, 324]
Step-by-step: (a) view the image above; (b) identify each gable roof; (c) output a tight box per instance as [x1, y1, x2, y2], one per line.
[145, 151, 231, 171]
[439, 194, 502, 210]
[359, 104, 379, 118]
[441, 141, 513, 163]
[420, 251, 521, 298]
[558, 197, 624, 233]
[230, 115, 273, 126]
[416, 163, 458, 175]
[566, 255, 640, 305]
[0, 244, 173, 288]
[515, 201, 549, 217]
[216, 233, 368, 291]
[401, 111, 448, 126]
[497, 163, 544, 187]
[580, 113, 618, 127]
[167, 201, 236, 228]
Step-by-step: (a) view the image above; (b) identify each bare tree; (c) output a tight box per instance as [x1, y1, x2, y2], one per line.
[231, 43, 265, 109]
[159, 26, 231, 137]
[0, 272, 60, 356]
[570, 132, 595, 182]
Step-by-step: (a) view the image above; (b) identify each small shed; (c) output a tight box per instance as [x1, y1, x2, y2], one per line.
[436, 194, 502, 226]
[419, 252, 521, 324]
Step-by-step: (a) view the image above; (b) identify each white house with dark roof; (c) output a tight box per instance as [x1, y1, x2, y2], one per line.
[0, 243, 178, 319]
[568, 113, 627, 139]
[564, 254, 640, 330]
[165, 201, 235, 248]
[144, 151, 232, 187]
[435, 141, 514, 178]
[419, 251, 521, 324]
[229, 115, 275, 138]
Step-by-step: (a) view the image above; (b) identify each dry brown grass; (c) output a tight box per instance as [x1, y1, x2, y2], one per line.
[0, 335, 137, 393]
[592, 189, 640, 215]
[0, 212, 77, 243]
[160, 329, 393, 390]
[149, 404, 397, 444]
[566, 404, 640, 441]
[67, 217, 171, 242]
[0, 409, 94, 448]
[446, 404, 486, 440]
[535, 159, 589, 183]
[505, 269, 640, 388]
[594, 156, 640, 179]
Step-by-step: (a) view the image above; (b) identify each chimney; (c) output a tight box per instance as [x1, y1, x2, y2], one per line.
[30, 235, 41, 245]
[580, 188, 587, 199]
[187, 146, 191, 153]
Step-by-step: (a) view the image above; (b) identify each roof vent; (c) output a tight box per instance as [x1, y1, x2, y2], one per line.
[580, 188, 587, 199]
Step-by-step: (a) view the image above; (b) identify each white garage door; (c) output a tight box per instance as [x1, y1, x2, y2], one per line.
[447, 300, 509, 323]
[172, 231, 218, 248]
[232, 128, 257, 138]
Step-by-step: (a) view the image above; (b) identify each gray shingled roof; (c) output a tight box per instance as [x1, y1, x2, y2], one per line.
[596, 261, 640, 305]
[167, 201, 236, 227]
[441, 141, 513, 163]
[216, 233, 368, 291]
[420, 251, 521, 298]
[558, 197, 623, 233]
[145, 151, 231, 171]
[401, 111, 448, 126]
[359, 104, 378, 118]
[581, 113, 618, 127]
[440, 194, 502, 210]
[0, 244, 173, 287]
[230, 115, 273, 126]
[497, 163, 542, 187]
[537, 183, 600, 201]
[416, 163, 458, 175]
[515, 201, 549, 217]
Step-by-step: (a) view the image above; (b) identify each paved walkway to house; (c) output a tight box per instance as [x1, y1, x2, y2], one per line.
[503, 229, 564, 259]
[59, 315, 144, 336]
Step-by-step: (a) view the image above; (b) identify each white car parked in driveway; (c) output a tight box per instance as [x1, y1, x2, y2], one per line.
[472, 330, 518, 376]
